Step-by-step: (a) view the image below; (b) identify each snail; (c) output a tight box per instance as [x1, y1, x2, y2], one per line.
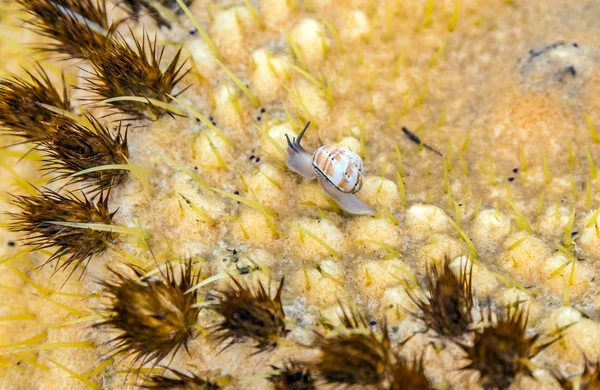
[285, 122, 375, 215]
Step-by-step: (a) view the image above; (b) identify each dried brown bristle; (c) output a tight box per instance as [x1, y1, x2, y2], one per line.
[458, 304, 555, 390]
[17, 0, 114, 59]
[83, 31, 189, 119]
[313, 303, 391, 386]
[0, 65, 72, 142]
[208, 277, 288, 354]
[6, 188, 115, 278]
[40, 115, 129, 193]
[97, 259, 201, 368]
[387, 353, 432, 390]
[555, 358, 600, 390]
[141, 367, 221, 389]
[407, 257, 474, 338]
[268, 360, 316, 390]
[52, 0, 110, 28]
[122, 0, 194, 28]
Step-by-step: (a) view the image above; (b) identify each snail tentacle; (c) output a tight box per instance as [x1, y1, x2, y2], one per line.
[317, 176, 375, 216]
[285, 122, 316, 179]
[295, 121, 310, 146]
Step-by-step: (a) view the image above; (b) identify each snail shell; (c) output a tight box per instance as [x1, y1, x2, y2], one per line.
[285, 122, 375, 215]
[312, 145, 364, 194]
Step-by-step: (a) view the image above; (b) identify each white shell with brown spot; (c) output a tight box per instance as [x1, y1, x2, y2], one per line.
[312, 145, 364, 194]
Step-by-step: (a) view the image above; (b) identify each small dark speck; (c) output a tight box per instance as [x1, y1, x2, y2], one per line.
[8, 241, 15, 247]
[16, 361, 21, 366]
[195, 117, 200, 122]
[369, 320, 377, 326]
[260, 107, 266, 113]
[458, 203, 463, 207]
[257, 116, 262, 121]
[255, 157, 260, 163]
[232, 249, 237, 255]
[234, 191, 240, 195]
[189, 28, 198, 35]
[571, 231, 578, 237]
[513, 168, 519, 173]
[573, 42, 579, 48]
[211, 122, 217, 126]
[208, 116, 214, 121]
[194, 166, 198, 170]
[566, 65, 576, 76]
[508, 177, 515, 182]
[249, 155, 255, 160]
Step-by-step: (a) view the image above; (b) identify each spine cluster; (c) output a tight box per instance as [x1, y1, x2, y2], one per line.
[1, 1, 590, 389]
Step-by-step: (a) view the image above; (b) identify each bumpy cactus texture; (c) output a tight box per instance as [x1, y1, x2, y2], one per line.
[1, 0, 600, 389]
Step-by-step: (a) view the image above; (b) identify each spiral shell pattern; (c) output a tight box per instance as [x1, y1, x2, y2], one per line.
[312, 145, 364, 194]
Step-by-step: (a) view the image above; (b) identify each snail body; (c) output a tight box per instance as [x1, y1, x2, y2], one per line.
[286, 122, 375, 215]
